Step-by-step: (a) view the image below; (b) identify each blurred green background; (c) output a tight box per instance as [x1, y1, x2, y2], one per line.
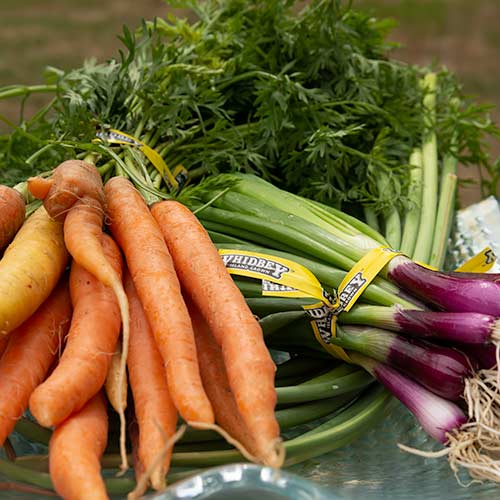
[1, 0, 499, 203]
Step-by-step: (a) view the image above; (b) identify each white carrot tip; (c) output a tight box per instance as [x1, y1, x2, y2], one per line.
[261, 438, 285, 468]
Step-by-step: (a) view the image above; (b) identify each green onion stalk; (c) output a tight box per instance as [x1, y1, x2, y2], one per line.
[411, 72, 439, 265]
[399, 149, 423, 257]
[186, 173, 500, 317]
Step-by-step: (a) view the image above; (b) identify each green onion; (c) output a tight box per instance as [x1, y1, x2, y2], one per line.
[400, 149, 423, 256]
[429, 162, 458, 269]
[412, 73, 438, 264]
[13, 418, 51, 446]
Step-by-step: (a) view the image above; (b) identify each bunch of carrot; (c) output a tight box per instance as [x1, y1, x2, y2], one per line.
[0, 161, 283, 499]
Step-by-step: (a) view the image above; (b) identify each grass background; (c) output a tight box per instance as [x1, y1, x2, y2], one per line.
[1, 0, 499, 204]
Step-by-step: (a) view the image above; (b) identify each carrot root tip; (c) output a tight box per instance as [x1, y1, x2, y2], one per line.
[262, 438, 286, 468]
[127, 425, 186, 499]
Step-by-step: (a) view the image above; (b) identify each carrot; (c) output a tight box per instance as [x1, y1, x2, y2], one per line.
[27, 160, 106, 223]
[0, 279, 71, 446]
[49, 392, 109, 500]
[28, 160, 130, 470]
[29, 233, 121, 429]
[125, 271, 177, 491]
[0, 206, 68, 336]
[0, 185, 25, 251]
[104, 176, 213, 425]
[0, 337, 8, 360]
[189, 297, 260, 459]
[151, 200, 282, 467]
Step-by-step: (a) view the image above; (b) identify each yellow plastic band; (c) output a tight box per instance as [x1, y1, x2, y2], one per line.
[415, 247, 496, 273]
[454, 246, 496, 273]
[95, 128, 181, 190]
[336, 246, 402, 313]
[173, 165, 189, 191]
[219, 249, 337, 306]
[218, 249, 350, 361]
[302, 301, 352, 362]
[415, 261, 438, 271]
[303, 245, 402, 362]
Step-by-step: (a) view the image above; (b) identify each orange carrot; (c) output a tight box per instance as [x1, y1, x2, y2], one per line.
[27, 160, 106, 223]
[49, 392, 109, 500]
[0, 185, 25, 251]
[0, 336, 8, 359]
[125, 271, 177, 491]
[188, 297, 260, 459]
[0, 279, 71, 445]
[151, 200, 282, 467]
[28, 160, 130, 470]
[29, 233, 121, 429]
[104, 176, 213, 425]
[0, 206, 68, 336]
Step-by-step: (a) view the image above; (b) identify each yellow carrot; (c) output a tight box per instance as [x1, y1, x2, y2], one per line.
[0, 206, 69, 336]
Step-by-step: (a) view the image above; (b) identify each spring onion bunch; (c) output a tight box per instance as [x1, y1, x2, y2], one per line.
[183, 172, 500, 481]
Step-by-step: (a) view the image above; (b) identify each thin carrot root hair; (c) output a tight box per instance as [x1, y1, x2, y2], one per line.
[93, 262, 130, 474]
[127, 425, 187, 500]
[113, 285, 130, 473]
[27, 160, 106, 222]
[128, 418, 145, 479]
[187, 421, 261, 464]
[42, 190, 107, 222]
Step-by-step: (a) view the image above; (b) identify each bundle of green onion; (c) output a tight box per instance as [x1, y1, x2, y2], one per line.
[182, 172, 500, 483]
